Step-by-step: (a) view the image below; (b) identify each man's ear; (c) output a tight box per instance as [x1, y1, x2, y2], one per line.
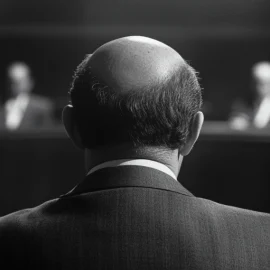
[180, 111, 204, 156]
[62, 105, 84, 149]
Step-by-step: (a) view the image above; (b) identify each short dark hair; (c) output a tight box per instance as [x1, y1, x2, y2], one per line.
[69, 55, 202, 150]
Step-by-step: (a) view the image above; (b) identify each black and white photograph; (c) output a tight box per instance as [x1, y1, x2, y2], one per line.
[0, 0, 269, 269]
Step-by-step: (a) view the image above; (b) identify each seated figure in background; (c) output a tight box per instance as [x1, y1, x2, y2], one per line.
[229, 61, 270, 130]
[0, 62, 54, 131]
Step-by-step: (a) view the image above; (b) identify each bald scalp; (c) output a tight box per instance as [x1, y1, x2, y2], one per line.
[70, 36, 202, 149]
[88, 36, 185, 93]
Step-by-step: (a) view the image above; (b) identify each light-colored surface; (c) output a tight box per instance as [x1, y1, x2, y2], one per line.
[87, 159, 177, 180]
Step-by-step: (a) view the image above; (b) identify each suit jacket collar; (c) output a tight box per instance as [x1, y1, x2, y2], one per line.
[86, 159, 177, 180]
[60, 165, 193, 198]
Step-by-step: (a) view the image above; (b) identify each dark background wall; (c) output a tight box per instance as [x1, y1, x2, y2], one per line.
[0, 0, 269, 120]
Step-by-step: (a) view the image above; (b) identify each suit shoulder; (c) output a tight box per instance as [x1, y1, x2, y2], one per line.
[0, 209, 33, 246]
[0, 208, 30, 231]
[193, 196, 270, 227]
[0, 198, 59, 233]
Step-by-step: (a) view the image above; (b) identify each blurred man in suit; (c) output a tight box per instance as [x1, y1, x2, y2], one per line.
[0, 36, 269, 269]
[0, 62, 54, 131]
[229, 61, 270, 130]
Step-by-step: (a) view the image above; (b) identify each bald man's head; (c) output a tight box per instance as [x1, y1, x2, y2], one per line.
[88, 36, 185, 93]
[69, 36, 202, 150]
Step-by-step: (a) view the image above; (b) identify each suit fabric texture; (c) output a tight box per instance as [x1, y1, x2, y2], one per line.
[0, 165, 269, 270]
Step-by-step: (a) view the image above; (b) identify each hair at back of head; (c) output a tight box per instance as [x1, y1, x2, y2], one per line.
[70, 55, 202, 150]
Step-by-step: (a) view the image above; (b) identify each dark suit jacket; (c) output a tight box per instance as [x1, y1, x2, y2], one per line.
[0, 166, 269, 269]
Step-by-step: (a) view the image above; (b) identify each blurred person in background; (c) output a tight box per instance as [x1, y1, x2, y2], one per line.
[0, 36, 269, 269]
[0, 62, 54, 131]
[229, 61, 270, 130]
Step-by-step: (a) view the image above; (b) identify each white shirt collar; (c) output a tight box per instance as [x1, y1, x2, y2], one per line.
[87, 159, 177, 180]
